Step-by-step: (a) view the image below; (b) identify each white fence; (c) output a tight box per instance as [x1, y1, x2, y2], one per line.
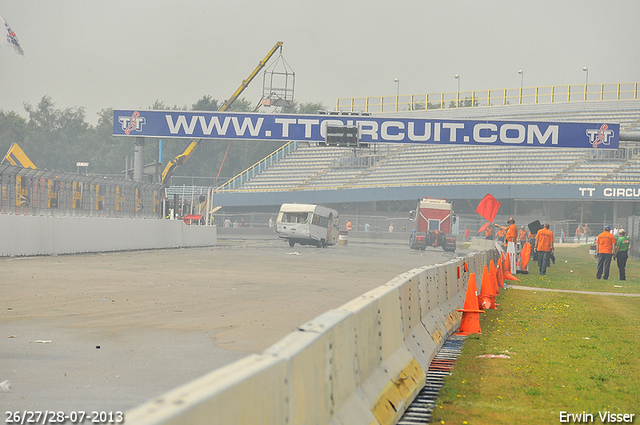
[0, 215, 217, 256]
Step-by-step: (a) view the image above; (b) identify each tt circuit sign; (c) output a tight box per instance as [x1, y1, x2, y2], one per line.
[580, 187, 640, 199]
[113, 110, 619, 149]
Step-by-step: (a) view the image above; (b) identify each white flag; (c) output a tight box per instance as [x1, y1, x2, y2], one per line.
[0, 14, 24, 56]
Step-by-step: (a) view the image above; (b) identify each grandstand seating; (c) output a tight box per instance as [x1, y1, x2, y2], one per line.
[212, 100, 640, 193]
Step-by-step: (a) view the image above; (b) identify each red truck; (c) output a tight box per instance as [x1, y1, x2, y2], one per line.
[409, 197, 457, 252]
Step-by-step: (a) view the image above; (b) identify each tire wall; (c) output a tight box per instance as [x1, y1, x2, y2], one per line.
[125, 248, 498, 425]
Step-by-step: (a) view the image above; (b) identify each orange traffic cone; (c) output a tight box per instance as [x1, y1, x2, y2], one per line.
[503, 269, 520, 282]
[478, 266, 496, 310]
[521, 242, 532, 270]
[489, 259, 499, 295]
[496, 257, 505, 288]
[456, 273, 485, 335]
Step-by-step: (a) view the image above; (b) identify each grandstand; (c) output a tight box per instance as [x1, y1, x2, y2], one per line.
[209, 97, 640, 208]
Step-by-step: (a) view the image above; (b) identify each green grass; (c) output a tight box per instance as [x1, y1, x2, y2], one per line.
[433, 246, 640, 424]
[516, 245, 640, 294]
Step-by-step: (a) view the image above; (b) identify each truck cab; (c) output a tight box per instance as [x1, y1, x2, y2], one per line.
[409, 198, 456, 252]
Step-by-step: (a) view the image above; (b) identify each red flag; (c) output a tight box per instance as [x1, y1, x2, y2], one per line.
[477, 222, 491, 233]
[476, 194, 501, 223]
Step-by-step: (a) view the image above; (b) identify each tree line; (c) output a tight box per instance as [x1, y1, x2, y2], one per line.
[0, 95, 327, 185]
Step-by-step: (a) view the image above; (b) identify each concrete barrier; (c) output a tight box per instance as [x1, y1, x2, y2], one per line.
[0, 215, 217, 256]
[125, 249, 497, 425]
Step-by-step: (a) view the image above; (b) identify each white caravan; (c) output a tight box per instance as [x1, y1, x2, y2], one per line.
[276, 204, 339, 248]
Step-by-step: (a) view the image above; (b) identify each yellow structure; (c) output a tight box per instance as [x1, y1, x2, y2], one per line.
[337, 81, 640, 113]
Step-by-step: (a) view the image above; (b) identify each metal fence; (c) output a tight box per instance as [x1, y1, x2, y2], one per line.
[0, 164, 164, 218]
[626, 216, 640, 259]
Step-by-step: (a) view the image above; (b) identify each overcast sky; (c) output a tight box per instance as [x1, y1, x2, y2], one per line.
[1, 1, 639, 125]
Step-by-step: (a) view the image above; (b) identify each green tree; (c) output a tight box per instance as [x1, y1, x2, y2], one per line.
[22, 96, 89, 171]
[448, 96, 480, 109]
[83, 108, 136, 175]
[279, 101, 327, 115]
[192, 95, 219, 111]
[0, 110, 28, 160]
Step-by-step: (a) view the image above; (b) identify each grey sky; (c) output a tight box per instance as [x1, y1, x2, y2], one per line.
[1, 1, 639, 125]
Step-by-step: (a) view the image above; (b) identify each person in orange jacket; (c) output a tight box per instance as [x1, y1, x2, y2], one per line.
[494, 217, 517, 245]
[518, 226, 528, 249]
[596, 225, 617, 280]
[534, 223, 555, 275]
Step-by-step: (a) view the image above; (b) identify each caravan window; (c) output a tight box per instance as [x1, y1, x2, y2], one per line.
[280, 211, 309, 224]
[312, 214, 330, 227]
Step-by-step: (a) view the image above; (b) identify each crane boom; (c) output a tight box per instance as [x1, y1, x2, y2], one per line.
[219, 41, 282, 113]
[2, 142, 36, 169]
[160, 41, 284, 185]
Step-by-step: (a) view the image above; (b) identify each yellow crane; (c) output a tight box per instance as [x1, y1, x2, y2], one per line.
[2, 142, 36, 169]
[160, 41, 284, 185]
[2, 142, 37, 207]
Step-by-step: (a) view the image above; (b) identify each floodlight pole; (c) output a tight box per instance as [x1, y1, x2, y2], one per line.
[518, 70, 523, 104]
[394, 78, 400, 111]
[583, 67, 589, 100]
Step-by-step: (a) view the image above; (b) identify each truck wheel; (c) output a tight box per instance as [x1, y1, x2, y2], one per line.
[289, 240, 295, 247]
[317, 239, 325, 248]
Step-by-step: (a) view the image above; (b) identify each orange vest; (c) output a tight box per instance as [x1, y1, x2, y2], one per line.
[505, 224, 517, 243]
[536, 228, 554, 251]
[597, 231, 616, 254]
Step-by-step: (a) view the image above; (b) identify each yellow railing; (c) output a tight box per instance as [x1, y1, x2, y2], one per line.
[215, 141, 298, 191]
[336, 82, 640, 113]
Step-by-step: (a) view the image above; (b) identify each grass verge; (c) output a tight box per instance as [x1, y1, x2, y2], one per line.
[433, 246, 640, 424]
[515, 244, 640, 294]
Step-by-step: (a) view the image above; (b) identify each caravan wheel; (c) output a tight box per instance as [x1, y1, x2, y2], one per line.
[289, 240, 295, 247]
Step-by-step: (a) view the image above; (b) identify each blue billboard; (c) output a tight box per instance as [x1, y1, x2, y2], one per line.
[113, 109, 619, 149]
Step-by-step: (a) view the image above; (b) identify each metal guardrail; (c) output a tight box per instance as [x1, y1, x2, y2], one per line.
[0, 164, 164, 218]
[336, 82, 640, 113]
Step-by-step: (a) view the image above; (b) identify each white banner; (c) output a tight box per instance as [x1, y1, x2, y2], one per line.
[0, 14, 24, 56]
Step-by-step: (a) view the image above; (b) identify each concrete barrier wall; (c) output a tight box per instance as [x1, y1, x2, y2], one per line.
[0, 215, 217, 256]
[125, 248, 497, 425]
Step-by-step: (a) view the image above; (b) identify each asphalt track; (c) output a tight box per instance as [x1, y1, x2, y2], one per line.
[0, 237, 457, 415]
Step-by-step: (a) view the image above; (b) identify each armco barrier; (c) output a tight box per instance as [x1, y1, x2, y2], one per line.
[125, 249, 497, 425]
[0, 215, 217, 256]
